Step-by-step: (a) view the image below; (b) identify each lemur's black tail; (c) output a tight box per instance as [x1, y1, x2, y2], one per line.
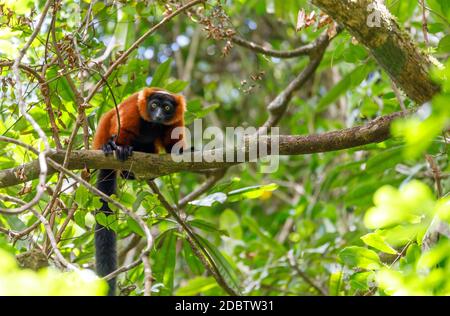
[95, 169, 117, 296]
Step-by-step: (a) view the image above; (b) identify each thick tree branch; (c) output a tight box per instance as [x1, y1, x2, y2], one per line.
[311, 0, 439, 104]
[231, 30, 331, 58]
[0, 110, 408, 188]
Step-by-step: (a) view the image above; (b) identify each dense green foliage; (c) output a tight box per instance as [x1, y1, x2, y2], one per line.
[0, 0, 449, 296]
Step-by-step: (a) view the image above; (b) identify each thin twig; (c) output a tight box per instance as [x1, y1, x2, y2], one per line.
[391, 80, 406, 111]
[55, 203, 77, 244]
[0, 194, 77, 271]
[118, 233, 142, 264]
[419, 0, 429, 45]
[142, 255, 153, 296]
[287, 251, 327, 296]
[425, 155, 443, 198]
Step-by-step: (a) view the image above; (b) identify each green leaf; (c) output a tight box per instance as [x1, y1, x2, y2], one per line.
[95, 214, 118, 232]
[194, 234, 241, 295]
[361, 232, 398, 255]
[359, 96, 379, 117]
[387, 0, 418, 22]
[114, 8, 134, 52]
[74, 186, 89, 206]
[189, 219, 229, 236]
[3, 0, 33, 15]
[329, 270, 344, 296]
[405, 243, 421, 263]
[391, 115, 448, 160]
[317, 64, 372, 111]
[219, 209, 242, 239]
[73, 211, 86, 227]
[186, 99, 202, 112]
[107, 215, 118, 231]
[228, 183, 278, 201]
[4, 215, 26, 231]
[185, 99, 220, 124]
[47, 67, 76, 103]
[242, 216, 285, 254]
[189, 192, 227, 207]
[175, 276, 218, 296]
[182, 239, 204, 275]
[194, 103, 220, 119]
[153, 230, 177, 296]
[92, 1, 105, 14]
[339, 246, 382, 270]
[343, 44, 368, 63]
[166, 80, 188, 93]
[151, 58, 172, 88]
[364, 181, 435, 229]
[437, 0, 450, 16]
[417, 241, 450, 269]
[117, 192, 137, 207]
[438, 35, 450, 53]
[95, 213, 107, 227]
[126, 217, 145, 237]
[132, 191, 148, 212]
[349, 271, 375, 291]
[365, 146, 404, 173]
[0, 156, 15, 169]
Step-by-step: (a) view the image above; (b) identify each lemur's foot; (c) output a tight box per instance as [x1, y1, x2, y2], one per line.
[101, 138, 116, 156]
[102, 137, 133, 162]
[115, 145, 133, 161]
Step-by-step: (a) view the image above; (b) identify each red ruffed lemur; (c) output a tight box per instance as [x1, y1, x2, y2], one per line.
[93, 87, 186, 296]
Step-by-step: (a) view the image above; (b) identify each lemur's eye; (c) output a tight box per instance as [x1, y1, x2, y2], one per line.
[164, 105, 171, 112]
[151, 103, 157, 109]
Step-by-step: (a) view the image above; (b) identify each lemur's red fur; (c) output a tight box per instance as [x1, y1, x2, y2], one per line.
[93, 87, 186, 152]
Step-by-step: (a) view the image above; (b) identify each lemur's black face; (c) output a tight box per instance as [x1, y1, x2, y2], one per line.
[146, 93, 177, 124]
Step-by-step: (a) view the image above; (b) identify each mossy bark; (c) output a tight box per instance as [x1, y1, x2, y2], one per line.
[312, 0, 439, 104]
